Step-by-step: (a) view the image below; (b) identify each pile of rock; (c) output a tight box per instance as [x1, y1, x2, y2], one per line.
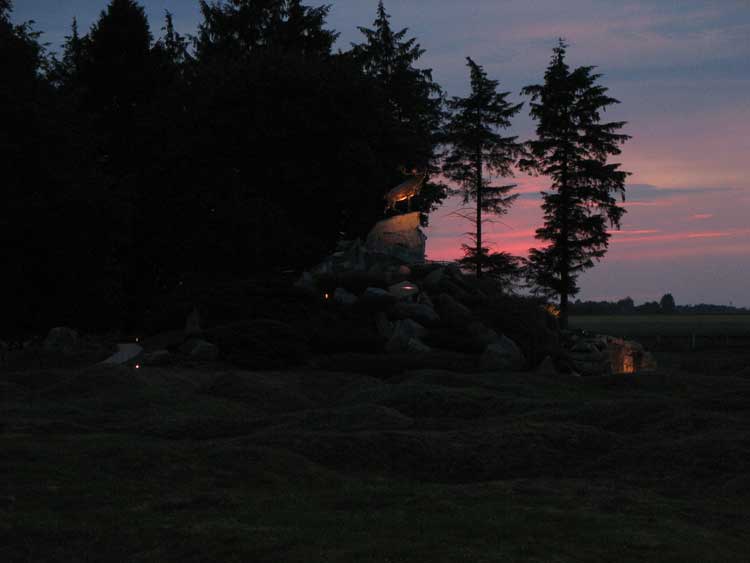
[310, 211, 427, 276]
[563, 331, 657, 376]
[299, 261, 528, 373]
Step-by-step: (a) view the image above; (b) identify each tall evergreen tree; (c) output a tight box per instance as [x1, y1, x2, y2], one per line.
[191, 0, 389, 269]
[84, 0, 153, 118]
[197, 0, 337, 61]
[60, 18, 85, 82]
[352, 1, 446, 220]
[442, 57, 523, 278]
[521, 40, 630, 328]
[154, 11, 190, 70]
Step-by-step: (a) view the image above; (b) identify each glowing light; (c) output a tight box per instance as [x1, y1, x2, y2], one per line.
[544, 304, 560, 318]
[621, 355, 635, 374]
[324, 293, 330, 300]
[135, 364, 141, 370]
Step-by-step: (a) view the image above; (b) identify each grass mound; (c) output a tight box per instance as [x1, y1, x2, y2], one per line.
[3, 349, 750, 561]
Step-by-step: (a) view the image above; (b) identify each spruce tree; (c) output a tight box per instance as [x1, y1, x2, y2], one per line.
[521, 40, 630, 328]
[443, 57, 523, 278]
[85, 0, 153, 117]
[60, 18, 85, 80]
[352, 1, 445, 218]
[196, 0, 337, 61]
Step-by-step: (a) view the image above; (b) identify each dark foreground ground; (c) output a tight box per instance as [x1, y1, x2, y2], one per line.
[3, 344, 750, 562]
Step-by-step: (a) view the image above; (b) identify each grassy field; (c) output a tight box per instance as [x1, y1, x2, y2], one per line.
[2, 354, 750, 561]
[569, 314, 750, 338]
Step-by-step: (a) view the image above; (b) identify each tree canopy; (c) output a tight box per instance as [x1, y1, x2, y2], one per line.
[443, 57, 523, 279]
[352, 1, 446, 223]
[522, 40, 630, 327]
[0, 0, 450, 336]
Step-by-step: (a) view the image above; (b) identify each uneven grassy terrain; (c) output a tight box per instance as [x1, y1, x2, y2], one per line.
[3, 355, 750, 561]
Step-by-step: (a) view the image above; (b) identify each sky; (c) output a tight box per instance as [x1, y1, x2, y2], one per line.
[14, 0, 750, 306]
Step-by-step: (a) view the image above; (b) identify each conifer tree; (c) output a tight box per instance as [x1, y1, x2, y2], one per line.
[85, 0, 153, 117]
[352, 1, 445, 217]
[61, 18, 85, 80]
[197, 0, 337, 61]
[154, 11, 190, 69]
[443, 57, 523, 278]
[521, 40, 630, 328]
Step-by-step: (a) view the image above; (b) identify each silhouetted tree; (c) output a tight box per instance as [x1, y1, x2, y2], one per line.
[443, 57, 523, 278]
[56, 18, 87, 86]
[352, 1, 446, 223]
[616, 296, 635, 314]
[0, 0, 455, 335]
[84, 0, 153, 119]
[522, 40, 630, 328]
[660, 293, 676, 314]
[153, 11, 190, 72]
[457, 240, 525, 290]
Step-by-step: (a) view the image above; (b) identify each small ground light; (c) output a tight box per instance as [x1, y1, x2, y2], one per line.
[135, 364, 141, 369]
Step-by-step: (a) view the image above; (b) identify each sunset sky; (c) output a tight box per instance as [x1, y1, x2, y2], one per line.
[16, 0, 750, 306]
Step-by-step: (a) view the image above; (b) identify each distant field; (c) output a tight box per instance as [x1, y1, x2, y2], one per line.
[569, 315, 750, 338]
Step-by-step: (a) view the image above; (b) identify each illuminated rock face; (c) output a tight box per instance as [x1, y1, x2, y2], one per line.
[366, 211, 426, 264]
[607, 337, 657, 374]
[565, 332, 657, 376]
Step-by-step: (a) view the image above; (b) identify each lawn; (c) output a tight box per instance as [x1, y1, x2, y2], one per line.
[569, 314, 750, 338]
[3, 356, 750, 562]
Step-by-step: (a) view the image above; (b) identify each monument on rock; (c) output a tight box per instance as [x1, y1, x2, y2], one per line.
[366, 211, 426, 264]
[311, 172, 428, 274]
[370, 171, 427, 263]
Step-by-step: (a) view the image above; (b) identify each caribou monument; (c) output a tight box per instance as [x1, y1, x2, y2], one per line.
[311, 171, 429, 274]
[367, 171, 427, 264]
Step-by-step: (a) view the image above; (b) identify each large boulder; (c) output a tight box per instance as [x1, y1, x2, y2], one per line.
[100, 343, 144, 366]
[466, 322, 501, 348]
[333, 287, 358, 307]
[189, 340, 220, 361]
[389, 302, 440, 327]
[359, 287, 397, 311]
[365, 212, 426, 263]
[606, 336, 657, 374]
[479, 336, 525, 372]
[142, 349, 172, 366]
[385, 319, 429, 354]
[180, 338, 219, 361]
[422, 267, 445, 291]
[388, 280, 420, 301]
[42, 327, 79, 354]
[565, 334, 612, 376]
[436, 294, 475, 329]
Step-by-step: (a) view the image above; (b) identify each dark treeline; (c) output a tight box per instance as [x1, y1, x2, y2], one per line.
[570, 294, 750, 316]
[1, 0, 447, 336]
[2, 0, 631, 336]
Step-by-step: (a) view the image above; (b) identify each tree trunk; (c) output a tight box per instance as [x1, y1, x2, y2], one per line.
[475, 152, 483, 278]
[559, 151, 570, 329]
[559, 283, 569, 330]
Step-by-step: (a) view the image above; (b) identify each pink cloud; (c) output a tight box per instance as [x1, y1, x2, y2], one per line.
[622, 200, 675, 208]
[611, 229, 661, 236]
